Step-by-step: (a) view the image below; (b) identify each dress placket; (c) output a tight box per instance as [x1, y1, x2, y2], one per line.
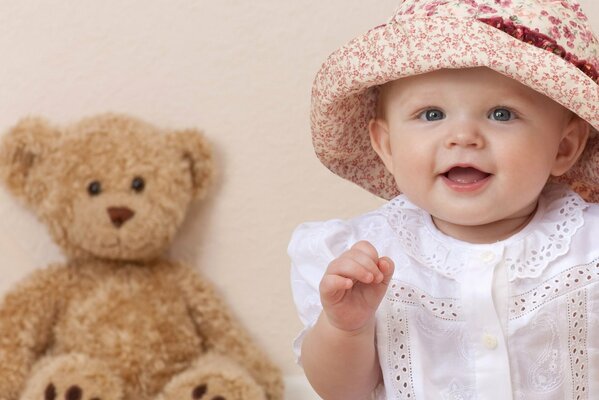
[460, 248, 513, 400]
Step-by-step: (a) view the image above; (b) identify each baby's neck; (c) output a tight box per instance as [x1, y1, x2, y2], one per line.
[431, 202, 538, 244]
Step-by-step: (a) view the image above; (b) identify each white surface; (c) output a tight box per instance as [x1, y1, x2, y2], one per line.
[0, 0, 597, 380]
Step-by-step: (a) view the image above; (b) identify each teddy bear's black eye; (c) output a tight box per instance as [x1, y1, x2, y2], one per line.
[88, 181, 102, 196]
[131, 177, 145, 193]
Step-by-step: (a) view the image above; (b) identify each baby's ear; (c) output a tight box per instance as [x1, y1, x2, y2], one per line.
[551, 116, 590, 177]
[166, 129, 215, 199]
[0, 117, 61, 200]
[369, 118, 394, 173]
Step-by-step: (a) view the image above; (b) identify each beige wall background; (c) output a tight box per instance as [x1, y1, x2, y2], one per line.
[0, 1, 597, 398]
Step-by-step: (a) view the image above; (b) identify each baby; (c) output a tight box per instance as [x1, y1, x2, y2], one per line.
[289, 1, 599, 399]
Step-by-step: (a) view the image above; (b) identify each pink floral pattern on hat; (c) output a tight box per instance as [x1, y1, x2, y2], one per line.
[395, 0, 599, 79]
[311, 0, 599, 201]
[479, 17, 598, 81]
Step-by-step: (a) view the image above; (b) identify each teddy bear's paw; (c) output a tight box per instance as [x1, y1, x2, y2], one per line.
[157, 353, 266, 400]
[191, 383, 225, 400]
[159, 363, 265, 400]
[43, 383, 98, 400]
[161, 375, 264, 400]
[19, 354, 124, 400]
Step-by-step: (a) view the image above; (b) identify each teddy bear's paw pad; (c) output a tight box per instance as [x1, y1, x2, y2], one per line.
[161, 375, 264, 400]
[186, 377, 264, 400]
[191, 384, 207, 399]
[191, 384, 227, 400]
[44, 383, 57, 400]
[20, 354, 123, 400]
[44, 383, 98, 400]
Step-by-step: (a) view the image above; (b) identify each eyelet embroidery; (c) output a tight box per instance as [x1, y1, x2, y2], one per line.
[505, 189, 586, 280]
[386, 302, 416, 399]
[382, 198, 466, 279]
[387, 280, 461, 321]
[567, 289, 588, 400]
[510, 258, 599, 319]
[382, 185, 586, 281]
[414, 309, 460, 340]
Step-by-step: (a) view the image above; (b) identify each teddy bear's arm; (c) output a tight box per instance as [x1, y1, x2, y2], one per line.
[176, 264, 284, 400]
[0, 265, 68, 400]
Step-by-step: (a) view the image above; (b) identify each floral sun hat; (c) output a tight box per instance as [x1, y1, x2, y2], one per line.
[311, 0, 599, 201]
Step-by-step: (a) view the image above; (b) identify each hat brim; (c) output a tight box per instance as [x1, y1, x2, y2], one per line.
[311, 17, 599, 201]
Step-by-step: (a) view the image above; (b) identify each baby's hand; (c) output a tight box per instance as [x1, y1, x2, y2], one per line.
[320, 241, 395, 333]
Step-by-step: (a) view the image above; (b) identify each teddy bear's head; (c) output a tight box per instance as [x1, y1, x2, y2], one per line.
[0, 113, 214, 262]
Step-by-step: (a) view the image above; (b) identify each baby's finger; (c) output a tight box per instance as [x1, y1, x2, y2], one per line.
[351, 240, 379, 261]
[327, 258, 376, 284]
[378, 257, 395, 285]
[320, 274, 353, 297]
[343, 248, 383, 282]
[348, 241, 383, 282]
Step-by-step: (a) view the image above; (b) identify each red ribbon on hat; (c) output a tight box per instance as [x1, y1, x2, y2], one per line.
[479, 17, 598, 83]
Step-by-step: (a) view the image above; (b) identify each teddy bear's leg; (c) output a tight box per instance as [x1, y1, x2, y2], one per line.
[19, 353, 124, 400]
[157, 352, 266, 400]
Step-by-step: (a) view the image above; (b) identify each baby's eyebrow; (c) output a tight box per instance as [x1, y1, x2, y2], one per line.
[401, 88, 440, 100]
[491, 83, 544, 102]
[395, 91, 445, 107]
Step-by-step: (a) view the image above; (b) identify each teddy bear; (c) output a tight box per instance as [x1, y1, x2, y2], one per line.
[0, 114, 284, 400]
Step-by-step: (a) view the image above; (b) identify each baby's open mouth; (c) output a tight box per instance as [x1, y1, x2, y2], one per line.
[443, 167, 491, 184]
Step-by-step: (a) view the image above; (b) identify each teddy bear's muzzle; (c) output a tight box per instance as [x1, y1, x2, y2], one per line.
[107, 206, 135, 228]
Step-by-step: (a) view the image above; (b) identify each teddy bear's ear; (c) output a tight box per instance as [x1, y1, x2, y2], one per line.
[166, 129, 214, 199]
[0, 117, 61, 200]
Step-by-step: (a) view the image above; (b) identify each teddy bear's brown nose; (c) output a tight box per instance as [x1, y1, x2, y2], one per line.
[107, 207, 135, 228]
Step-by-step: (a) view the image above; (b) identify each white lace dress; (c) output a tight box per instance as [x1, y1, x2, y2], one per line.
[289, 184, 599, 400]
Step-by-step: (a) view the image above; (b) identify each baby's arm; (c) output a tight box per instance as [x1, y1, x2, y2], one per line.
[301, 241, 394, 400]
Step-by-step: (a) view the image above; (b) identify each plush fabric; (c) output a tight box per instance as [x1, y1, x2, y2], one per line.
[0, 113, 283, 400]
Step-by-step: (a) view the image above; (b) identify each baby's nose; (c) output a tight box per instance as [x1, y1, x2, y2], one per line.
[445, 124, 484, 148]
[107, 206, 135, 228]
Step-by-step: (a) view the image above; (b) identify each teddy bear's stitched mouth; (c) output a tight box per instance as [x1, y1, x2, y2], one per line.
[93, 236, 156, 255]
[73, 237, 120, 256]
[98, 236, 120, 248]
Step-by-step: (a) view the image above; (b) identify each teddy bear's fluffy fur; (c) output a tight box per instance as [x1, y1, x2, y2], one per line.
[0, 114, 283, 400]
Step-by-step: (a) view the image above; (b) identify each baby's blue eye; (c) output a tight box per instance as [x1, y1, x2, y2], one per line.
[419, 109, 445, 121]
[489, 108, 515, 121]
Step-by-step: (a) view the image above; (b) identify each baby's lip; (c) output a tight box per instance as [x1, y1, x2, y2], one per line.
[440, 164, 493, 185]
[440, 163, 491, 176]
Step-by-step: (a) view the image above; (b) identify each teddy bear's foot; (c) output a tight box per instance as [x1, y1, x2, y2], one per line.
[19, 353, 124, 400]
[157, 353, 266, 400]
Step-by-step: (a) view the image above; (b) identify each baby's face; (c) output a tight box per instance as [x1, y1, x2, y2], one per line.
[369, 67, 586, 242]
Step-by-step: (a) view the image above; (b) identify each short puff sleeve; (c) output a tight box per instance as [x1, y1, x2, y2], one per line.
[288, 219, 356, 363]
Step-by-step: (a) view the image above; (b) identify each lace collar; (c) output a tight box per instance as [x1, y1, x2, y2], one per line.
[380, 184, 587, 282]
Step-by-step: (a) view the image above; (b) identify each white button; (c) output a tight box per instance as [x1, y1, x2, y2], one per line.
[483, 333, 498, 350]
[480, 251, 495, 263]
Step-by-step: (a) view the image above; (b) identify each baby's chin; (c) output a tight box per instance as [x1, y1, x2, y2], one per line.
[430, 211, 535, 244]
